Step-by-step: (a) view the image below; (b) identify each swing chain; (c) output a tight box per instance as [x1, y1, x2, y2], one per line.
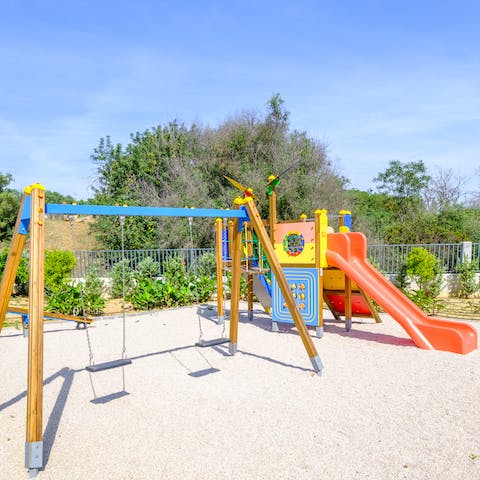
[120, 215, 128, 361]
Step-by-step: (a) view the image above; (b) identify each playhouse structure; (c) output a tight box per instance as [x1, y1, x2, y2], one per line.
[220, 174, 477, 356]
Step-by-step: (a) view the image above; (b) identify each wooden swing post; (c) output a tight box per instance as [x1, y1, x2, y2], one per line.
[242, 196, 323, 374]
[215, 218, 225, 323]
[25, 184, 46, 477]
[228, 199, 243, 355]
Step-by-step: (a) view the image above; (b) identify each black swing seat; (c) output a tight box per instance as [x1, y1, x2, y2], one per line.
[195, 338, 229, 348]
[85, 358, 132, 372]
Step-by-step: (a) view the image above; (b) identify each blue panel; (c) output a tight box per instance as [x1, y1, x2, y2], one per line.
[45, 203, 249, 221]
[272, 268, 319, 326]
[18, 196, 31, 235]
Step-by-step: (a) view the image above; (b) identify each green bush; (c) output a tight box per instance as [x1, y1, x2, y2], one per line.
[83, 268, 106, 315]
[163, 255, 189, 284]
[46, 265, 106, 317]
[134, 257, 160, 282]
[396, 247, 444, 315]
[44, 250, 76, 292]
[194, 252, 216, 277]
[46, 283, 83, 315]
[110, 259, 135, 299]
[457, 260, 479, 299]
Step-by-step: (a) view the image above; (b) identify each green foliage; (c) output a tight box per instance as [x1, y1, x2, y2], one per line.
[374, 160, 430, 198]
[396, 247, 444, 314]
[83, 268, 106, 315]
[46, 268, 106, 316]
[0, 173, 21, 243]
[44, 250, 76, 292]
[194, 252, 216, 277]
[110, 259, 135, 299]
[134, 257, 160, 281]
[457, 260, 479, 299]
[126, 254, 218, 310]
[91, 96, 348, 249]
[46, 283, 83, 315]
[0, 247, 29, 295]
[163, 255, 188, 284]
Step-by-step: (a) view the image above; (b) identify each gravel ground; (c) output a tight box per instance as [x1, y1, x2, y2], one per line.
[1, 302, 479, 480]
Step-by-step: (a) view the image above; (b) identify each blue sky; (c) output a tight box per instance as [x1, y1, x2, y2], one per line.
[0, 0, 479, 200]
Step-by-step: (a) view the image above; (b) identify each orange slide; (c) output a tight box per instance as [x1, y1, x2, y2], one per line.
[326, 232, 478, 354]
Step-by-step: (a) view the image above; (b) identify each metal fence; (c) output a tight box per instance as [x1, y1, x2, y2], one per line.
[73, 248, 215, 277]
[367, 242, 476, 274]
[72, 242, 480, 277]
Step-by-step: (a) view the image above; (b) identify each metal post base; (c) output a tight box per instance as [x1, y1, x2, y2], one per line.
[315, 327, 324, 338]
[310, 355, 324, 376]
[217, 315, 224, 325]
[228, 342, 237, 355]
[247, 311, 253, 322]
[271, 321, 279, 332]
[25, 441, 43, 475]
[345, 319, 352, 332]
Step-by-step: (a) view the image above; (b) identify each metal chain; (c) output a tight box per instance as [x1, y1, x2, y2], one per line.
[190, 217, 205, 343]
[68, 215, 97, 398]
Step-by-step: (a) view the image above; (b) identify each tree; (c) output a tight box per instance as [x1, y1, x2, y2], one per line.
[374, 160, 430, 198]
[0, 172, 21, 244]
[91, 95, 348, 249]
[423, 168, 466, 213]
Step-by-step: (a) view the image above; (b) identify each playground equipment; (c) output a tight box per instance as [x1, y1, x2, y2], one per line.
[1, 184, 322, 478]
[223, 174, 477, 356]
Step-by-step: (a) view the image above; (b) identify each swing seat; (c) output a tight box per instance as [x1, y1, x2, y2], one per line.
[189, 367, 220, 377]
[85, 358, 132, 372]
[195, 338, 229, 348]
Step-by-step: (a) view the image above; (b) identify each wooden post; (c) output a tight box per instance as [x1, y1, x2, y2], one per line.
[0, 193, 29, 332]
[25, 184, 45, 476]
[268, 176, 277, 245]
[215, 218, 225, 323]
[228, 199, 243, 355]
[243, 197, 323, 374]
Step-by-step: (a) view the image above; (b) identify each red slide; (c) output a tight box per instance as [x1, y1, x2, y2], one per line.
[326, 232, 478, 354]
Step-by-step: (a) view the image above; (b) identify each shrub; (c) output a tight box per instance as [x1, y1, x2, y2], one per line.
[44, 250, 76, 292]
[396, 247, 444, 315]
[194, 252, 216, 277]
[163, 255, 190, 284]
[46, 283, 83, 315]
[110, 259, 134, 299]
[134, 257, 160, 282]
[83, 268, 106, 315]
[457, 260, 479, 299]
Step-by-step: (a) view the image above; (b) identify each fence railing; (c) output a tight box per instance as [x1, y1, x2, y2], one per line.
[73, 248, 214, 277]
[367, 243, 470, 274]
[73, 242, 480, 277]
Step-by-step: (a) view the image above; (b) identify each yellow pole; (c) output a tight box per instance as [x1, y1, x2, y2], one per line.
[0, 193, 29, 332]
[243, 197, 323, 374]
[228, 199, 243, 355]
[25, 184, 45, 476]
[314, 209, 327, 338]
[215, 218, 225, 323]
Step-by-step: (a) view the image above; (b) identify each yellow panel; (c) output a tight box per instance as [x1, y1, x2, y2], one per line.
[323, 268, 360, 291]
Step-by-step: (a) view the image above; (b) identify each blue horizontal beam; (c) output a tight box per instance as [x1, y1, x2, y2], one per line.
[45, 203, 249, 220]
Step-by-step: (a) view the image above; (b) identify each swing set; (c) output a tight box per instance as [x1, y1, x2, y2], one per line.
[0, 183, 322, 477]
